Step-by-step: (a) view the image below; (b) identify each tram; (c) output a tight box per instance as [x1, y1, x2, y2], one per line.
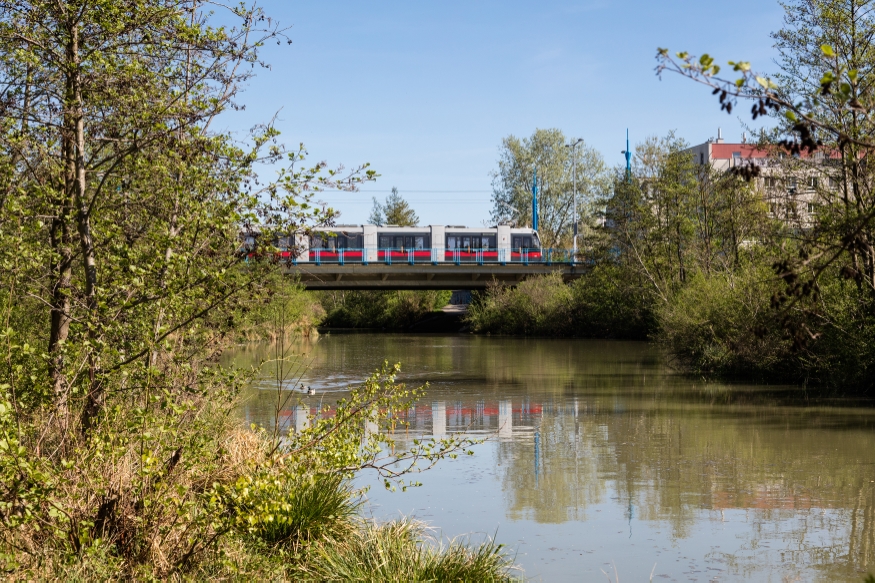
[287, 224, 542, 263]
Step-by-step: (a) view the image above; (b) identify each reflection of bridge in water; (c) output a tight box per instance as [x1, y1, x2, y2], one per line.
[278, 400, 544, 439]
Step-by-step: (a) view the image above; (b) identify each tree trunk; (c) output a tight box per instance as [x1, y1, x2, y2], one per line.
[65, 24, 101, 434]
[48, 191, 72, 432]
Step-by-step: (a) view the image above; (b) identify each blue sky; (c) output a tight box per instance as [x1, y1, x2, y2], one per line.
[223, 1, 785, 226]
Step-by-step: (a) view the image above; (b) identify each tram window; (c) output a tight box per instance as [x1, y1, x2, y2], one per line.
[462, 237, 471, 249]
[414, 236, 425, 249]
[512, 236, 533, 249]
[447, 236, 458, 249]
[341, 234, 361, 248]
[310, 235, 322, 249]
[379, 236, 390, 248]
[394, 236, 405, 249]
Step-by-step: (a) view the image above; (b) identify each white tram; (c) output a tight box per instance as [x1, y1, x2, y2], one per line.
[287, 224, 542, 263]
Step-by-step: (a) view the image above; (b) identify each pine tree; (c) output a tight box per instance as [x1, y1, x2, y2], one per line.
[369, 187, 418, 226]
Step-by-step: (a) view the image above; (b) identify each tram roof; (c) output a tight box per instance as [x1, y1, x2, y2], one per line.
[310, 224, 538, 233]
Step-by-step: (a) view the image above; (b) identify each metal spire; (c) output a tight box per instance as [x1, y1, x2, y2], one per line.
[532, 168, 539, 231]
[624, 129, 632, 183]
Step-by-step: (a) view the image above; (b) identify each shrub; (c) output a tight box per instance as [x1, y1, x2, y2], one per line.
[235, 274, 325, 341]
[657, 263, 797, 379]
[319, 290, 451, 330]
[466, 268, 655, 338]
[792, 273, 875, 388]
[569, 265, 656, 339]
[467, 272, 573, 336]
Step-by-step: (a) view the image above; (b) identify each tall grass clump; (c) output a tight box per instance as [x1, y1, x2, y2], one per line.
[221, 472, 360, 552]
[295, 519, 519, 582]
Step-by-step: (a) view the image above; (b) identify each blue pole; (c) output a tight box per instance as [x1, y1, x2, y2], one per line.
[625, 129, 632, 183]
[532, 169, 539, 231]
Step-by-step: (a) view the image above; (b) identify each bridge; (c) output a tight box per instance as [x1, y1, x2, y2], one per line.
[284, 249, 584, 290]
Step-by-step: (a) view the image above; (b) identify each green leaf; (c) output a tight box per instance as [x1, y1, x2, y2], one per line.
[821, 44, 835, 57]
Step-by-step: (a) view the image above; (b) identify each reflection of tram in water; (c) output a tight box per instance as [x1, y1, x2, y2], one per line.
[296, 224, 542, 263]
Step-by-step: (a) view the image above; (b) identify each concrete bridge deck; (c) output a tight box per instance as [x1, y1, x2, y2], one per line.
[285, 263, 584, 290]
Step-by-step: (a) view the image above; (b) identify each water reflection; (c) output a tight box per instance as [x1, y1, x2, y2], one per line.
[223, 334, 875, 582]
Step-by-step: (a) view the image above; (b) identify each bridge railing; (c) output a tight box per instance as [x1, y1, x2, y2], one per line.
[300, 248, 580, 266]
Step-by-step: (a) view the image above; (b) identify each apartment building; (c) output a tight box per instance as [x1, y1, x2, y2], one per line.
[685, 128, 834, 224]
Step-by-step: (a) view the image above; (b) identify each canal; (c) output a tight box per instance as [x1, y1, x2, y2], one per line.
[223, 334, 875, 582]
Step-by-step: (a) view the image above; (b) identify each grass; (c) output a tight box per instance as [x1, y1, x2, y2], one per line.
[294, 519, 519, 582]
[239, 473, 361, 550]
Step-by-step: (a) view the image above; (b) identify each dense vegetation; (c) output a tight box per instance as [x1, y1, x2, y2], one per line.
[470, 0, 875, 391]
[318, 290, 452, 330]
[0, 2, 516, 579]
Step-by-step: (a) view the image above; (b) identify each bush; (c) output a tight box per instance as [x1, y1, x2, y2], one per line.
[235, 274, 325, 341]
[657, 262, 875, 388]
[466, 268, 655, 338]
[789, 273, 875, 388]
[319, 290, 451, 330]
[657, 263, 796, 379]
[466, 272, 573, 336]
[569, 265, 656, 339]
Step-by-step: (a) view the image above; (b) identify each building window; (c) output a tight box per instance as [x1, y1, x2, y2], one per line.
[764, 176, 778, 188]
[807, 202, 816, 213]
[807, 177, 819, 188]
[700, 152, 704, 165]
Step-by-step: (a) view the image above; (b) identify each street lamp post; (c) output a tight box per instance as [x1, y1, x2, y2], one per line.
[565, 138, 583, 257]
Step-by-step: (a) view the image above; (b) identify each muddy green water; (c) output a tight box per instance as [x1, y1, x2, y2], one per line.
[223, 334, 875, 582]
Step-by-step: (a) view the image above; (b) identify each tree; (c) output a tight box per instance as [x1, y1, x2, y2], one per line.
[655, 0, 875, 384]
[602, 133, 774, 302]
[369, 186, 419, 226]
[0, 2, 377, 570]
[490, 129, 608, 249]
[657, 0, 875, 299]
